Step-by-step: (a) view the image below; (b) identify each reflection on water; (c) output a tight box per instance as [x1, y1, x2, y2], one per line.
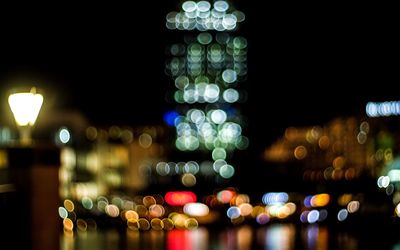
[167, 228, 208, 250]
[303, 225, 329, 250]
[264, 224, 296, 250]
[61, 222, 397, 250]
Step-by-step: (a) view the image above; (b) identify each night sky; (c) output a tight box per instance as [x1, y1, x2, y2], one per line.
[0, 2, 397, 154]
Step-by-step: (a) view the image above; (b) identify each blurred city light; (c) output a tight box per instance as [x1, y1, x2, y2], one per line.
[366, 101, 400, 117]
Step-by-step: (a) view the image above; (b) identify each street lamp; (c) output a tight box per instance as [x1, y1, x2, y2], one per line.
[8, 87, 44, 145]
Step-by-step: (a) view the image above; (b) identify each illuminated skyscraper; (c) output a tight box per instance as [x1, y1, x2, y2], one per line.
[162, 1, 248, 187]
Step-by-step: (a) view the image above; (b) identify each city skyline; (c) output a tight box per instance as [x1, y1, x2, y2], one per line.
[0, 2, 397, 143]
[1, 3, 400, 250]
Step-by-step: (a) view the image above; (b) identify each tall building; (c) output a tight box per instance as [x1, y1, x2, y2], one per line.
[161, 0, 249, 190]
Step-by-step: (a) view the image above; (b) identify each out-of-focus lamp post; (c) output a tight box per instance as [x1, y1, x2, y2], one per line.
[5, 87, 59, 249]
[8, 87, 43, 145]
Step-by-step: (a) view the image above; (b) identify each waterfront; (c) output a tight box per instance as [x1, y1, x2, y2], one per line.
[60, 222, 400, 250]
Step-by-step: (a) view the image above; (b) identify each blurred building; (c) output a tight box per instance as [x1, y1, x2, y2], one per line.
[162, 0, 249, 190]
[1, 113, 169, 200]
[263, 112, 400, 195]
[264, 117, 371, 183]
[58, 124, 168, 200]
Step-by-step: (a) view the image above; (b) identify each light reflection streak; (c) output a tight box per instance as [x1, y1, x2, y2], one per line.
[303, 224, 329, 250]
[166, 228, 208, 250]
[265, 224, 296, 250]
[237, 225, 252, 250]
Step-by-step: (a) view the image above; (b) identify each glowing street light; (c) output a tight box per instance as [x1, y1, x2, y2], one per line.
[8, 87, 44, 145]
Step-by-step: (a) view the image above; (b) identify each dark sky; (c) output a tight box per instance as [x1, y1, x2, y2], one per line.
[0, 2, 398, 145]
